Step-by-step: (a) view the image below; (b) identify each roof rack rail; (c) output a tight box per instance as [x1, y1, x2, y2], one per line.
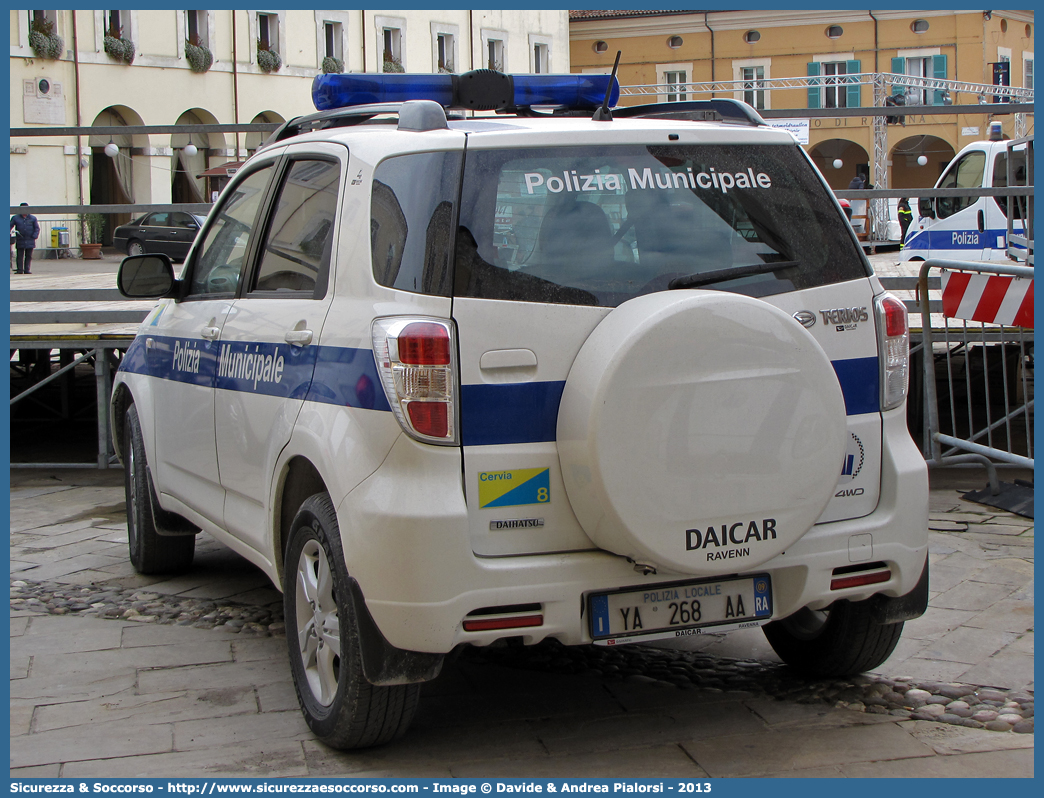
[262, 101, 453, 148]
[263, 104, 403, 147]
[614, 99, 767, 127]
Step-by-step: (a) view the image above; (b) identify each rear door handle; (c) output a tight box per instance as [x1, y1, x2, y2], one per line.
[285, 329, 313, 346]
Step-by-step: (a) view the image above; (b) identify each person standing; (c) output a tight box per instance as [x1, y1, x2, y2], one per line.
[897, 198, 913, 249]
[10, 202, 40, 274]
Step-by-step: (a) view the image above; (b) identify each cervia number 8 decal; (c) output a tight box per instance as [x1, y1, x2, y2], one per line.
[478, 468, 551, 509]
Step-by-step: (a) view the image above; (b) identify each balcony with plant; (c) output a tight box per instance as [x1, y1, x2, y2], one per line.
[29, 17, 64, 60]
[103, 25, 135, 64]
[185, 36, 213, 73]
[322, 56, 344, 74]
[257, 39, 281, 73]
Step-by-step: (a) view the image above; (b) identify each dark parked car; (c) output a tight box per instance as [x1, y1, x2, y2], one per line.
[113, 211, 205, 261]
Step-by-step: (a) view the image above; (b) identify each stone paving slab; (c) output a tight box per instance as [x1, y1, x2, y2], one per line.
[919, 626, 1021, 665]
[449, 746, 709, 778]
[681, 722, 937, 778]
[302, 740, 454, 779]
[10, 719, 174, 768]
[839, 748, 1035, 778]
[32, 686, 260, 733]
[61, 741, 312, 779]
[901, 719, 1036, 755]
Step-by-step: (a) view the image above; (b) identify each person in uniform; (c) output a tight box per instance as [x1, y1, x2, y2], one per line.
[897, 198, 913, 249]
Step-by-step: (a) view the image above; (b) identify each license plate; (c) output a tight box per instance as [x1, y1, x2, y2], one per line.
[588, 574, 773, 644]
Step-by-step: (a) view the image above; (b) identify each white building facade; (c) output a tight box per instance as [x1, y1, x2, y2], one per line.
[10, 9, 569, 244]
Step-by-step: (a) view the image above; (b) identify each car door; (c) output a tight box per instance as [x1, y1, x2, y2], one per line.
[148, 160, 279, 525]
[213, 145, 344, 551]
[139, 212, 173, 256]
[169, 211, 202, 260]
[983, 146, 1027, 260]
[451, 136, 876, 559]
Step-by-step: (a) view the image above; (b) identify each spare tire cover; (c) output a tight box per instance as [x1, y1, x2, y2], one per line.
[557, 290, 847, 576]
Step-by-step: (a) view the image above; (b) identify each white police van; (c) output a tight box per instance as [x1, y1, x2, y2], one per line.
[110, 70, 929, 749]
[902, 124, 1028, 261]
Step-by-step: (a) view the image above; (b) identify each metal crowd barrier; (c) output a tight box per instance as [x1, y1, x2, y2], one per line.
[917, 259, 1034, 492]
[9, 343, 121, 470]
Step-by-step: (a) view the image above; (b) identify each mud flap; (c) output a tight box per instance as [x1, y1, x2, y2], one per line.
[147, 465, 200, 536]
[870, 557, 929, 625]
[347, 578, 445, 686]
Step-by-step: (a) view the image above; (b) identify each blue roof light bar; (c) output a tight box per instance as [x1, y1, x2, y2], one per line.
[312, 70, 620, 113]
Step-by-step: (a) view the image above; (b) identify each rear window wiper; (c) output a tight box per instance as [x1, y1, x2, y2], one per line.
[668, 261, 800, 290]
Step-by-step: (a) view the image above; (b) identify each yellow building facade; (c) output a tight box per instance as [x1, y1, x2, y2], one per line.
[571, 9, 1034, 191]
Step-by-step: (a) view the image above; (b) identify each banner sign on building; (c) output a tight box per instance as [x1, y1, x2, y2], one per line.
[768, 118, 809, 144]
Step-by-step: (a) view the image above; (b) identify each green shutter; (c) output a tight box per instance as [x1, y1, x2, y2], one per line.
[891, 56, 906, 96]
[807, 61, 821, 109]
[933, 54, 948, 104]
[846, 59, 861, 107]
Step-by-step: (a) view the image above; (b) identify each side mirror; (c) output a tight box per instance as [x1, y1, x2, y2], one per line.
[118, 254, 177, 298]
[918, 197, 935, 220]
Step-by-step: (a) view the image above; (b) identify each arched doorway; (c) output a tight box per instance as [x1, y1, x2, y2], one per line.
[889, 135, 956, 190]
[170, 109, 225, 204]
[245, 111, 285, 158]
[807, 139, 871, 190]
[89, 106, 147, 243]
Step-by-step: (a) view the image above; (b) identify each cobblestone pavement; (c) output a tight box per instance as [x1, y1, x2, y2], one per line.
[9, 468, 1033, 778]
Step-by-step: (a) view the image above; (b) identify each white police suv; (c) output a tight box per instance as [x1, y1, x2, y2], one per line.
[111, 69, 929, 749]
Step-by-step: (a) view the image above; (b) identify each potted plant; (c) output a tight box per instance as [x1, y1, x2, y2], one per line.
[382, 53, 404, 73]
[103, 24, 135, 64]
[185, 36, 213, 73]
[257, 39, 281, 72]
[29, 16, 64, 60]
[79, 212, 105, 259]
[321, 55, 343, 74]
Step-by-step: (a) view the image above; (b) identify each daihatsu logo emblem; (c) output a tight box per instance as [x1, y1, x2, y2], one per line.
[793, 310, 816, 328]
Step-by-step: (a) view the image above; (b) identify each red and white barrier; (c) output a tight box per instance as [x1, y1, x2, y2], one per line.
[940, 270, 1034, 329]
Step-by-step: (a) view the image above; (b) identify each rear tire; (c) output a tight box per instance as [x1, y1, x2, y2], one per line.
[128, 240, 145, 256]
[284, 493, 420, 749]
[762, 599, 903, 677]
[124, 404, 195, 574]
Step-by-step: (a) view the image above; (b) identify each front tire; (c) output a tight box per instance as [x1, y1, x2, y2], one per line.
[124, 404, 195, 574]
[284, 493, 420, 749]
[762, 599, 903, 677]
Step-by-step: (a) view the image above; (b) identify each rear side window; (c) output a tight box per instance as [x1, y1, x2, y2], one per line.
[370, 151, 463, 297]
[992, 150, 1027, 219]
[455, 143, 866, 308]
[250, 158, 340, 295]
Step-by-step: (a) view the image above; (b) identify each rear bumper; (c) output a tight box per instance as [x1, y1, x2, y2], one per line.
[339, 408, 928, 654]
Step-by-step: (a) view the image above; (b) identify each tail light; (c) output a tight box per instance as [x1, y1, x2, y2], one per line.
[372, 317, 458, 445]
[875, 293, 909, 411]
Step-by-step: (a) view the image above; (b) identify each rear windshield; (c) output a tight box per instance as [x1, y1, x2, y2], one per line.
[454, 143, 867, 307]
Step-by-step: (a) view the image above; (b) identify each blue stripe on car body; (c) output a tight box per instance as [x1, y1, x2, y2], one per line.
[119, 335, 881, 443]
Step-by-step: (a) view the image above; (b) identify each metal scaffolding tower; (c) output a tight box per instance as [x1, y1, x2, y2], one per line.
[621, 73, 1033, 241]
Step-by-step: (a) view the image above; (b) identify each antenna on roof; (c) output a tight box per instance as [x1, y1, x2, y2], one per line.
[592, 51, 622, 122]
